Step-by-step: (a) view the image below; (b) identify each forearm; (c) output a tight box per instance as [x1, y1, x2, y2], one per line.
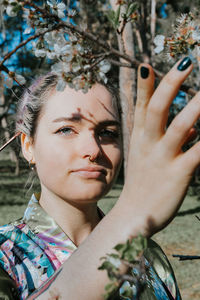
[30, 196, 145, 300]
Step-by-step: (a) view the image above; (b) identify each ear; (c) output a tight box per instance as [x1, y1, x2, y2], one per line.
[21, 133, 35, 163]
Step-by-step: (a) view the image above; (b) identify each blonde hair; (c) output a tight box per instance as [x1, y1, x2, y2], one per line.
[16, 73, 121, 139]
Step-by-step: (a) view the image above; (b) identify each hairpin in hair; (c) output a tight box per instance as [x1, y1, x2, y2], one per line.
[0, 131, 21, 152]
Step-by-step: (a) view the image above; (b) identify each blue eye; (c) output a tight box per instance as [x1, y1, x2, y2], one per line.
[99, 129, 119, 139]
[56, 127, 75, 135]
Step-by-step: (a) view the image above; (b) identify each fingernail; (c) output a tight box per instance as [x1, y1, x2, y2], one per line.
[140, 66, 149, 79]
[177, 57, 192, 71]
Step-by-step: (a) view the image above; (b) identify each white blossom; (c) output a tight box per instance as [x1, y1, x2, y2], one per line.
[24, 27, 32, 34]
[98, 71, 108, 84]
[57, 3, 66, 18]
[56, 77, 67, 91]
[154, 35, 165, 54]
[63, 52, 73, 62]
[72, 63, 81, 73]
[54, 43, 72, 56]
[99, 60, 111, 73]
[176, 13, 187, 25]
[72, 76, 86, 91]
[192, 29, 200, 42]
[15, 74, 26, 85]
[51, 61, 71, 74]
[44, 32, 55, 47]
[6, 5, 17, 17]
[46, 51, 57, 59]
[83, 64, 90, 70]
[47, 0, 57, 8]
[34, 49, 47, 57]
[70, 35, 78, 42]
[45, 31, 67, 50]
[47, 0, 66, 18]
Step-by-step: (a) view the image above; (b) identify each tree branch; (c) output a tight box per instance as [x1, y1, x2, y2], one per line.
[108, 59, 132, 68]
[173, 254, 200, 261]
[0, 1, 197, 97]
[0, 24, 62, 67]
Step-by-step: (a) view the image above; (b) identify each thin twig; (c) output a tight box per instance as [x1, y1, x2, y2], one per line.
[172, 254, 200, 261]
[0, 1, 198, 99]
[0, 25, 62, 67]
[195, 215, 200, 221]
[108, 59, 133, 68]
[0, 132, 21, 152]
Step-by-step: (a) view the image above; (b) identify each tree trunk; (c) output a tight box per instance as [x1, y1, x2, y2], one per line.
[0, 81, 20, 175]
[109, 0, 136, 176]
[150, 0, 157, 61]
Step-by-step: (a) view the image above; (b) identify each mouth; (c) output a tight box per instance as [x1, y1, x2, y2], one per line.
[72, 166, 107, 179]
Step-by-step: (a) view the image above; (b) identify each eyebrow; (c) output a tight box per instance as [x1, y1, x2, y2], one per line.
[52, 116, 120, 127]
[53, 116, 82, 123]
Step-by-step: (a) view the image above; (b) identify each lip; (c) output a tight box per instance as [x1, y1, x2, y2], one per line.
[72, 166, 107, 178]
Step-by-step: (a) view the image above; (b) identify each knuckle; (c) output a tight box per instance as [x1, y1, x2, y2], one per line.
[171, 118, 189, 133]
[148, 103, 163, 115]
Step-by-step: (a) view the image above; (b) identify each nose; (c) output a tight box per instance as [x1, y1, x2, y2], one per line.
[79, 133, 102, 162]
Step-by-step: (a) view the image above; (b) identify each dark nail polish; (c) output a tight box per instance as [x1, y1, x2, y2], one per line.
[177, 57, 192, 71]
[140, 66, 149, 79]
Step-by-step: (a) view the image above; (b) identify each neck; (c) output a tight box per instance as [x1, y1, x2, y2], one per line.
[39, 187, 101, 247]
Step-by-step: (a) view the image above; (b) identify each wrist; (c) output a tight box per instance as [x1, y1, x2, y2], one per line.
[112, 191, 152, 238]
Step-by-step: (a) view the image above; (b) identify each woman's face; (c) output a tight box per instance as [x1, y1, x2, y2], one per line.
[30, 83, 122, 204]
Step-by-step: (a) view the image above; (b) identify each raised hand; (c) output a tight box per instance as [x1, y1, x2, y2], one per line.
[121, 57, 200, 237]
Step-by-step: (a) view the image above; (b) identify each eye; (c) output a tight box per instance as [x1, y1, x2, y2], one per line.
[55, 126, 76, 136]
[98, 129, 119, 139]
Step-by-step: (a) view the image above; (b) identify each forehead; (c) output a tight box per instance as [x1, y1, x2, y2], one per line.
[41, 83, 119, 123]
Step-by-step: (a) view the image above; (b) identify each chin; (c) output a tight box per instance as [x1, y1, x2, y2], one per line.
[62, 182, 111, 204]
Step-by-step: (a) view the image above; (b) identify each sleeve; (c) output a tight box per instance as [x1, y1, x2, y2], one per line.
[119, 238, 181, 300]
[0, 266, 20, 300]
[143, 239, 182, 300]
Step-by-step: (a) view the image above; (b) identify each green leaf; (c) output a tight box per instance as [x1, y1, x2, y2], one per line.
[107, 7, 121, 30]
[114, 5, 121, 27]
[114, 242, 127, 256]
[108, 253, 120, 259]
[104, 281, 119, 300]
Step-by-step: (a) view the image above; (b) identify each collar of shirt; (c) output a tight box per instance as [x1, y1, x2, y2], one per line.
[21, 193, 77, 261]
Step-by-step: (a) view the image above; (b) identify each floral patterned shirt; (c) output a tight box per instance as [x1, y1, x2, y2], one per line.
[0, 194, 181, 299]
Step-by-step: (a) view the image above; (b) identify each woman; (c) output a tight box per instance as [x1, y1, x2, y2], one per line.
[0, 57, 198, 299]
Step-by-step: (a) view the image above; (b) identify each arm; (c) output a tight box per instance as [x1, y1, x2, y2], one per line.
[31, 57, 200, 300]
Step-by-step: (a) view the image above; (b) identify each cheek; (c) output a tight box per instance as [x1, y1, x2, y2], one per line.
[33, 137, 74, 179]
[106, 145, 122, 173]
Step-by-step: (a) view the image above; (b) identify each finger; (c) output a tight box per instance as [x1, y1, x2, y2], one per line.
[183, 128, 197, 145]
[145, 57, 193, 141]
[163, 90, 200, 154]
[179, 140, 200, 174]
[134, 64, 155, 130]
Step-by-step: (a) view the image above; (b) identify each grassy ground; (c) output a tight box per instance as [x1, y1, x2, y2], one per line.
[99, 188, 200, 300]
[0, 153, 200, 299]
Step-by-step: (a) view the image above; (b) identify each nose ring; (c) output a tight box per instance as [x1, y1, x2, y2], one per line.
[89, 155, 95, 162]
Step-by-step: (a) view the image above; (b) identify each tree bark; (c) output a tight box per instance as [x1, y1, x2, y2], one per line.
[109, 0, 136, 175]
[150, 0, 156, 60]
[0, 81, 19, 175]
